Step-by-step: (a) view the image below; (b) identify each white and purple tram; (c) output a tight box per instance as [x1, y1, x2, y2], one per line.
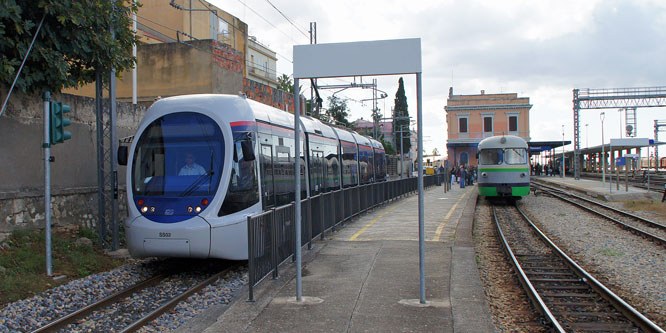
[121, 94, 386, 260]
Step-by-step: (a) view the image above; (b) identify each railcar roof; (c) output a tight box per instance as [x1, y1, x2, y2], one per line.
[369, 138, 384, 150]
[300, 116, 338, 141]
[478, 135, 528, 149]
[352, 132, 372, 147]
[333, 127, 356, 143]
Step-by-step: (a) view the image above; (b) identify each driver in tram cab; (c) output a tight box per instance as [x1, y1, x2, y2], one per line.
[179, 152, 206, 176]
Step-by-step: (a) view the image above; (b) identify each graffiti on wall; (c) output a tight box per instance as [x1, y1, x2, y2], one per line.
[212, 40, 243, 74]
[243, 78, 299, 113]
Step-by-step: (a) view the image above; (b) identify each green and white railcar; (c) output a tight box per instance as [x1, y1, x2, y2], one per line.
[477, 135, 530, 199]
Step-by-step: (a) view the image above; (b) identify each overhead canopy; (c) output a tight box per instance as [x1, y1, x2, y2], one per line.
[528, 140, 571, 153]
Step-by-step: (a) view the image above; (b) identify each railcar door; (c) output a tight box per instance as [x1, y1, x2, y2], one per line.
[260, 144, 275, 209]
[312, 150, 324, 195]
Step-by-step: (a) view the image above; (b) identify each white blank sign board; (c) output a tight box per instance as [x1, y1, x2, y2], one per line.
[293, 38, 421, 79]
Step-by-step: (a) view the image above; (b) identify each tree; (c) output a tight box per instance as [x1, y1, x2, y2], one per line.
[392, 77, 411, 152]
[371, 106, 381, 139]
[277, 74, 293, 93]
[0, 1, 140, 94]
[325, 95, 350, 127]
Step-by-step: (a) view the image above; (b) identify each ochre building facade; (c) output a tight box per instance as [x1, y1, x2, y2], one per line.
[445, 88, 532, 167]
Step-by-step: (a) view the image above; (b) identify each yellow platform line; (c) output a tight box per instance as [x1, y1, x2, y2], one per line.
[432, 188, 471, 242]
[349, 200, 410, 241]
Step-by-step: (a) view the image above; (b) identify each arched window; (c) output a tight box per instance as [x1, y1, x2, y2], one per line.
[460, 152, 469, 166]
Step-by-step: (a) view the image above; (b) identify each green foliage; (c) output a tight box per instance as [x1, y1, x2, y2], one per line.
[380, 137, 396, 155]
[325, 95, 350, 127]
[392, 77, 411, 152]
[277, 74, 293, 93]
[0, 227, 124, 305]
[0, 0, 140, 94]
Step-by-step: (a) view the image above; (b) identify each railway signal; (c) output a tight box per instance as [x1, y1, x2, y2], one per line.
[49, 101, 72, 145]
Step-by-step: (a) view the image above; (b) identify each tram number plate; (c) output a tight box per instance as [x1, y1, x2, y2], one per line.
[159, 232, 172, 238]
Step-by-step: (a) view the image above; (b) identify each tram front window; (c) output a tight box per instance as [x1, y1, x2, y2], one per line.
[132, 112, 224, 197]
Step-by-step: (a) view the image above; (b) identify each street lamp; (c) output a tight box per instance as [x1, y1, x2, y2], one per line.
[585, 123, 589, 149]
[561, 125, 565, 178]
[601, 112, 606, 185]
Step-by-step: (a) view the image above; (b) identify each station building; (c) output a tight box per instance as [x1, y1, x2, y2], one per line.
[445, 87, 532, 167]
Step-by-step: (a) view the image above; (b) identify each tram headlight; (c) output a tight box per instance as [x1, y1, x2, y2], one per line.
[150, 206, 156, 212]
[195, 206, 202, 213]
[187, 206, 194, 213]
[141, 206, 148, 213]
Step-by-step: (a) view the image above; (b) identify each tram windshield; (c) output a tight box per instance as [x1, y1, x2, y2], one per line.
[131, 112, 224, 197]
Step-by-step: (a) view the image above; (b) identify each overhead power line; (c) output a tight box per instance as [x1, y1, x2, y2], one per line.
[264, 0, 309, 39]
[235, 0, 303, 44]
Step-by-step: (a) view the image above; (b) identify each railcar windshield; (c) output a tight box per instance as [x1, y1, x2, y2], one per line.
[479, 148, 527, 165]
[479, 149, 502, 165]
[131, 112, 224, 197]
[504, 148, 528, 165]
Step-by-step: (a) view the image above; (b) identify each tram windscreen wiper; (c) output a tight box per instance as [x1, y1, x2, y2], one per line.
[179, 170, 214, 197]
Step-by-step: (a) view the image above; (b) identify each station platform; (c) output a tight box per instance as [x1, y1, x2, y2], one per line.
[199, 184, 495, 332]
[534, 175, 661, 201]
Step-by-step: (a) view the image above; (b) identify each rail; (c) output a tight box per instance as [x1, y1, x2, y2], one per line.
[247, 174, 444, 301]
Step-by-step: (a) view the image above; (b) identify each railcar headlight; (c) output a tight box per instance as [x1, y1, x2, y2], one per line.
[150, 206, 156, 212]
[195, 206, 202, 213]
[187, 206, 194, 213]
[481, 172, 487, 178]
[520, 172, 526, 178]
[141, 206, 148, 213]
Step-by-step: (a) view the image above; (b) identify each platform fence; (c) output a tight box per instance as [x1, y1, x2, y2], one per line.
[247, 174, 444, 301]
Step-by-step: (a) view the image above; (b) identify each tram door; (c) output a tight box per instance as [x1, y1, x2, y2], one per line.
[311, 151, 324, 195]
[260, 144, 274, 209]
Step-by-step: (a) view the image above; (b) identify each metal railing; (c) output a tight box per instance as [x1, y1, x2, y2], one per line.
[247, 174, 444, 300]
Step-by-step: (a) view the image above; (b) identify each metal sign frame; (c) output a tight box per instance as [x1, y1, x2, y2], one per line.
[292, 38, 427, 303]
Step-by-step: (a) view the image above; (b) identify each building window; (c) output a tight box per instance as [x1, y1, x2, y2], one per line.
[509, 116, 518, 132]
[484, 117, 493, 133]
[459, 118, 468, 133]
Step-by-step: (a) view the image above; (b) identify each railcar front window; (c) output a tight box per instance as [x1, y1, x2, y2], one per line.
[132, 112, 224, 197]
[504, 148, 527, 165]
[479, 149, 502, 165]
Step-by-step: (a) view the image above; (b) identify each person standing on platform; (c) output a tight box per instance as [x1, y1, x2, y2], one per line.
[460, 166, 467, 188]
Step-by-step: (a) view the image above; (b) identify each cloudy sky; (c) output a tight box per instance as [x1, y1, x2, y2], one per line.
[211, 0, 666, 157]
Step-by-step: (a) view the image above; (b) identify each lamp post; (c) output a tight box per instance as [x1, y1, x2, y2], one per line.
[601, 112, 606, 185]
[585, 123, 589, 149]
[562, 125, 565, 178]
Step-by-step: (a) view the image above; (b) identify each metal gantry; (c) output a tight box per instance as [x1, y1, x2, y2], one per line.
[572, 86, 666, 179]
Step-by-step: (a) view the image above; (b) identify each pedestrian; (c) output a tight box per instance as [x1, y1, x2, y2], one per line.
[460, 166, 466, 188]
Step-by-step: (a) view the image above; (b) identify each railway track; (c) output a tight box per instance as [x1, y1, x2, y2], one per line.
[532, 181, 666, 247]
[32, 262, 235, 332]
[492, 204, 664, 332]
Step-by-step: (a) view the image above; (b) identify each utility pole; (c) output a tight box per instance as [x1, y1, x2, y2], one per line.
[309, 22, 317, 117]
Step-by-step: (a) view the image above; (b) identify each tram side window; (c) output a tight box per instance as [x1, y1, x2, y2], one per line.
[219, 134, 259, 216]
[479, 149, 502, 165]
[504, 148, 527, 165]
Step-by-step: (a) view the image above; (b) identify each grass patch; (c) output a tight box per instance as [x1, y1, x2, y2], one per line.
[0, 227, 126, 306]
[556, 213, 566, 216]
[621, 199, 666, 217]
[598, 248, 623, 257]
